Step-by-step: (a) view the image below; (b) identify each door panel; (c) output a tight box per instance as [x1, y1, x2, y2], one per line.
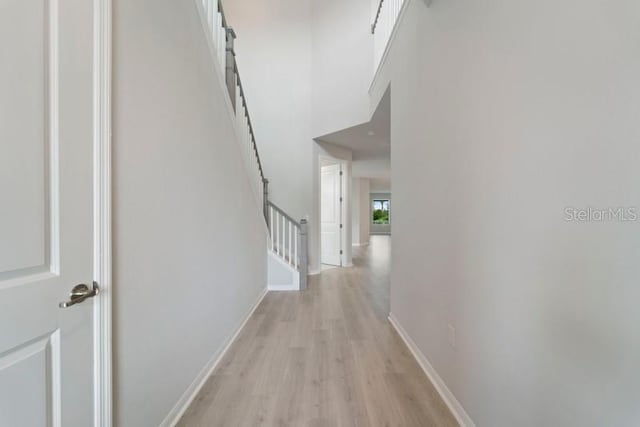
[0, 331, 60, 427]
[0, 0, 97, 425]
[321, 164, 342, 266]
[0, 0, 48, 276]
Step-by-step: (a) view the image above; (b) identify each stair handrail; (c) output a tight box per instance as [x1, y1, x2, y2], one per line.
[268, 201, 300, 228]
[226, 30, 266, 184]
[198, 0, 308, 289]
[200, 0, 268, 220]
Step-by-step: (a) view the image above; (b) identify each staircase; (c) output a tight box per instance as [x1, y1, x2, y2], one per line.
[196, 0, 307, 290]
[266, 201, 308, 290]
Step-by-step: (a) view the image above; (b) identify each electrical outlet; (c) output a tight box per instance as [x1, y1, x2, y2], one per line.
[448, 324, 456, 348]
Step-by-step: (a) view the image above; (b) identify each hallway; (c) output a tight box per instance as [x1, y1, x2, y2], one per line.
[178, 236, 458, 426]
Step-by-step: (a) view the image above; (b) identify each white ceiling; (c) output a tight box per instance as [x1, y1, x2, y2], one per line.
[316, 90, 391, 183]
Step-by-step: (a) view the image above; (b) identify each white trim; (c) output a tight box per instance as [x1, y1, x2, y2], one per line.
[268, 284, 300, 292]
[50, 330, 62, 427]
[160, 288, 269, 427]
[388, 313, 476, 427]
[352, 243, 370, 247]
[369, 0, 414, 94]
[49, 0, 61, 278]
[93, 0, 112, 425]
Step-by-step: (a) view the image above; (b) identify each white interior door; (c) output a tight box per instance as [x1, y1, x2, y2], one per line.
[0, 0, 98, 425]
[321, 164, 342, 266]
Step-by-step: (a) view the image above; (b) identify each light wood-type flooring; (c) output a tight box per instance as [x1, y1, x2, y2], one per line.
[178, 236, 458, 427]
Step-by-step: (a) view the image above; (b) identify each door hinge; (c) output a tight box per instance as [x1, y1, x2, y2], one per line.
[340, 197, 343, 202]
[340, 171, 343, 176]
[340, 224, 343, 229]
[340, 250, 343, 255]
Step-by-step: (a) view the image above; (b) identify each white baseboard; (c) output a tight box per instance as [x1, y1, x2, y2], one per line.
[388, 313, 476, 427]
[160, 288, 268, 427]
[352, 242, 370, 247]
[268, 284, 299, 291]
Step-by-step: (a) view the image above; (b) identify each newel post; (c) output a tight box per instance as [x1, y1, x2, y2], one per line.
[299, 219, 308, 290]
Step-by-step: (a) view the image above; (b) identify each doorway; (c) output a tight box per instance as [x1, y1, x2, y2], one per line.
[321, 162, 343, 266]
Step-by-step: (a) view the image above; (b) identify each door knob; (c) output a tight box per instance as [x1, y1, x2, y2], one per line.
[59, 282, 99, 308]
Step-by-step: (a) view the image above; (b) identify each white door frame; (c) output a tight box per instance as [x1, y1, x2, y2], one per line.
[93, 0, 112, 425]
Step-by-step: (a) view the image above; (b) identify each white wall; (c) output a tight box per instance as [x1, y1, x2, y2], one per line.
[311, 0, 373, 138]
[370, 192, 391, 235]
[352, 178, 371, 246]
[113, 1, 267, 425]
[369, 176, 391, 193]
[224, 0, 314, 223]
[352, 178, 362, 245]
[381, 1, 640, 426]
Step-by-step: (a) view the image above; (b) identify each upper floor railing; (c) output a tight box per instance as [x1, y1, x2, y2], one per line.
[371, 0, 406, 71]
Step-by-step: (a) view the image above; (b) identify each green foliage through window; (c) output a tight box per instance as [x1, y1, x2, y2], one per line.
[372, 200, 390, 224]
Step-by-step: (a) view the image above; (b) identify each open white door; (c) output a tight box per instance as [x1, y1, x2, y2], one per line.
[321, 164, 342, 266]
[0, 0, 107, 425]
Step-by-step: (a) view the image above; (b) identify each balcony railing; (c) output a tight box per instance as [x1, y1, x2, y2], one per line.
[371, 0, 406, 71]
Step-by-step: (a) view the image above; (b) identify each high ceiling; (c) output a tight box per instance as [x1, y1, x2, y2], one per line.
[316, 90, 391, 187]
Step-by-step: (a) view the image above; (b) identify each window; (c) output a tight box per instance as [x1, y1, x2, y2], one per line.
[372, 199, 390, 224]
